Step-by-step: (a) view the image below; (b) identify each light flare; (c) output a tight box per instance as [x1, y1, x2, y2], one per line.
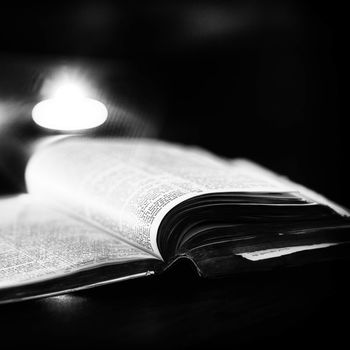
[32, 74, 108, 131]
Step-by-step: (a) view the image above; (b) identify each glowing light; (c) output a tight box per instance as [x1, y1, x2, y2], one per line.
[32, 97, 108, 131]
[32, 69, 108, 131]
[41, 71, 93, 100]
[51, 81, 88, 100]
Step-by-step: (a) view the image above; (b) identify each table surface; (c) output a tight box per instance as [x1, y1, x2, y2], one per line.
[0, 257, 349, 349]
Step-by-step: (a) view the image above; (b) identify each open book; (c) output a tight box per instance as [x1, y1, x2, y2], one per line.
[1, 137, 349, 303]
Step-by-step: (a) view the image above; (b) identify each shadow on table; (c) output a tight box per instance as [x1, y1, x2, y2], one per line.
[0, 258, 349, 349]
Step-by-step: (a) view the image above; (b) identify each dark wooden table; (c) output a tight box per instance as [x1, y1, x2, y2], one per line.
[1, 258, 349, 349]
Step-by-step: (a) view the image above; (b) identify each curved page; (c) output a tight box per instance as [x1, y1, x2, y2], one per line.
[26, 137, 297, 258]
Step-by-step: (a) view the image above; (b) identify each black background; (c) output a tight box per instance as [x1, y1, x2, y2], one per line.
[0, 1, 349, 348]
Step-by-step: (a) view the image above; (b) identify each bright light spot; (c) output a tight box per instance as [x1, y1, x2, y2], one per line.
[32, 97, 108, 131]
[41, 69, 93, 100]
[34, 69, 108, 131]
[51, 81, 87, 100]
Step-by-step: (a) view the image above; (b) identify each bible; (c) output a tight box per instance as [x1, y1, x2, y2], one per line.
[1, 136, 349, 303]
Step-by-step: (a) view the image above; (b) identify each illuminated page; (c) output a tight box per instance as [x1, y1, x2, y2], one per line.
[0, 195, 152, 289]
[26, 138, 300, 258]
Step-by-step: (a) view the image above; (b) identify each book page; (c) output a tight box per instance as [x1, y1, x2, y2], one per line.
[0, 195, 152, 289]
[237, 243, 338, 261]
[26, 137, 300, 258]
